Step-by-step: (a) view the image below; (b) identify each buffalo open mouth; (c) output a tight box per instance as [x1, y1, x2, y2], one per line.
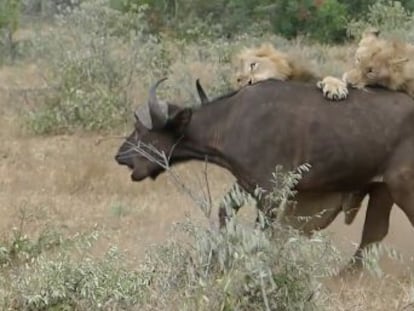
[130, 170, 146, 181]
[130, 167, 163, 182]
[114, 152, 135, 170]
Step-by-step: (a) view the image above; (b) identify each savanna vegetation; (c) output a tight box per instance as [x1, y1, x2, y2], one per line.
[1, 0, 414, 310]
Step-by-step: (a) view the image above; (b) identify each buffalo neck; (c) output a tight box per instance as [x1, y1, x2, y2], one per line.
[168, 99, 259, 193]
[175, 101, 232, 164]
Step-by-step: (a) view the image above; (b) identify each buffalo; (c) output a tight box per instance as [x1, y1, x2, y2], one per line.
[115, 77, 414, 270]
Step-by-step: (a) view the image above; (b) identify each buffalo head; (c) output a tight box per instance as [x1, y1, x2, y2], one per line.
[115, 78, 209, 181]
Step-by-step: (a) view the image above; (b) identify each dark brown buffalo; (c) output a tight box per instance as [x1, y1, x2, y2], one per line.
[115, 77, 414, 270]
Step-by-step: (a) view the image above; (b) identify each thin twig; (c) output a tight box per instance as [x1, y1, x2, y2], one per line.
[128, 141, 213, 218]
[260, 273, 271, 311]
[203, 157, 213, 218]
[94, 135, 128, 146]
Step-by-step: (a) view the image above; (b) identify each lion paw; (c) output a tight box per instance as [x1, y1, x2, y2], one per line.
[317, 76, 349, 101]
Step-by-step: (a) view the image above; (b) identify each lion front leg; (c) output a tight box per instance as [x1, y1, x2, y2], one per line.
[316, 76, 349, 101]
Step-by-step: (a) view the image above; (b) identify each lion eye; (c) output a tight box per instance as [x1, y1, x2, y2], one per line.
[250, 62, 257, 71]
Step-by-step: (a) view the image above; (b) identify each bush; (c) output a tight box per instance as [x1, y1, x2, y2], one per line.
[130, 165, 343, 310]
[27, 0, 149, 134]
[347, 0, 413, 40]
[111, 0, 400, 43]
[307, 0, 348, 43]
[24, 0, 249, 135]
[265, 0, 348, 43]
[0, 234, 145, 310]
[21, 0, 82, 16]
[0, 0, 21, 64]
[109, 0, 414, 43]
[135, 219, 339, 310]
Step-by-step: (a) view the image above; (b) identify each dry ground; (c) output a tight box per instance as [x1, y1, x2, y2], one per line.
[1, 64, 414, 310]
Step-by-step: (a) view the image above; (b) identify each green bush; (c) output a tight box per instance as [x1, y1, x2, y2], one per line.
[265, 0, 348, 43]
[0, 0, 21, 63]
[347, 0, 413, 40]
[25, 0, 245, 135]
[27, 0, 149, 134]
[133, 165, 342, 310]
[308, 0, 348, 43]
[109, 0, 414, 43]
[0, 234, 145, 310]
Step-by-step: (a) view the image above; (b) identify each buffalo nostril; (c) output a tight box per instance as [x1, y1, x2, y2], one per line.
[115, 153, 127, 165]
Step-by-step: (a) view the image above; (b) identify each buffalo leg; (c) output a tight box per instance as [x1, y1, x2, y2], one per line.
[342, 190, 368, 225]
[344, 183, 393, 273]
[384, 142, 414, 228]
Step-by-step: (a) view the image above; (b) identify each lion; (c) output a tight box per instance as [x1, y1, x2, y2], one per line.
[233, 42, 349, 101]
[342, 28, 414, 98]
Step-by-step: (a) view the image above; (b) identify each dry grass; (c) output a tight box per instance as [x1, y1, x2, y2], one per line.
[1, 20, 414, 310]
[2, 68, 414, 310]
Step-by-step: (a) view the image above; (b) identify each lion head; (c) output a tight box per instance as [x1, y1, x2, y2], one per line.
[344, 29, 413, 93]
[233, 43, 317, 88]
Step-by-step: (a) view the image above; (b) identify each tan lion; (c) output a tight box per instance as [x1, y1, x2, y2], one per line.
[234, 43, 349, 101]
[343, 28, 414, 98]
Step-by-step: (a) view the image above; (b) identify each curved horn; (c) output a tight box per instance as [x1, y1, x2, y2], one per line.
[196, 79, 209, 105]
[148, 77, 168, 129]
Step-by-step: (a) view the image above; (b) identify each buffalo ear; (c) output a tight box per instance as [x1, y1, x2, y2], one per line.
[167, 108, 192, 133]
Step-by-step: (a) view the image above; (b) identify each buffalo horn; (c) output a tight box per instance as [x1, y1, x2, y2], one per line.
[196, 79, 209, 105]
[148, 77, 168, 129]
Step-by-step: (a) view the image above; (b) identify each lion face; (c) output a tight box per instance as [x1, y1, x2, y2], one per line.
[348, 37, 410, 90]
[235, 55, 291, 87]
[344, 28, 413, 91]
[233, 44, 293, 88]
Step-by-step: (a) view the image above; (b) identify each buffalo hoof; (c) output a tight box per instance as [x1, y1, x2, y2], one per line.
[337, 258, 364, 279]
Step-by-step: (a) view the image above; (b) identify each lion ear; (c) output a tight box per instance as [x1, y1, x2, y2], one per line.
[390, 57, 409, 65]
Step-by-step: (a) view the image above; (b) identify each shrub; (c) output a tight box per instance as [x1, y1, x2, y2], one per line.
[26, 0, 149, 134]
[1, 237, 145, 310]
[308, 0, 348, 43]
[21, 0, 82, 16]
[265, 0, 348, 43]
[0, 0, 21, 63]
[347, 0, 413, 40]
[132, 165, 342, 310]
[135, 219, 339, 310]
[24, 0, 251, 135]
